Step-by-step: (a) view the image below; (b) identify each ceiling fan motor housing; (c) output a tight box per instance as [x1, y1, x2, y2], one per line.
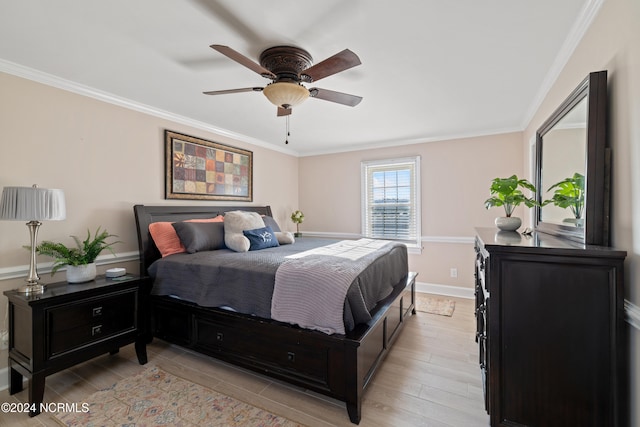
[259, 46, 313, 83]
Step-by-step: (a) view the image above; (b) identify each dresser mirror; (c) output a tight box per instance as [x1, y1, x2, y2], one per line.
[534, 70, 609, 245]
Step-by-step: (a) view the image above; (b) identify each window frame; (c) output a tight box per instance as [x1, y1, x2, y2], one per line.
[361, 156, 421, 250]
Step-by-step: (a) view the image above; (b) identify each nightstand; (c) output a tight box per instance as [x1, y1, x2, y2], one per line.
[4, 275, 151, 416]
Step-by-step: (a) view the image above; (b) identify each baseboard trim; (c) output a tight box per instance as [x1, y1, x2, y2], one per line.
[416, 281, 475, 299]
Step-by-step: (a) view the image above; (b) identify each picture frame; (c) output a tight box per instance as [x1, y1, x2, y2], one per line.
[165, 130, 253, 201]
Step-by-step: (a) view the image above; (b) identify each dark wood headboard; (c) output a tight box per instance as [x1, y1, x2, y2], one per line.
[133, 204, 273, 276]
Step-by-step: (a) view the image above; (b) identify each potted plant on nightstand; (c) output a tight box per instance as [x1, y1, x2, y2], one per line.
[484, 175, 538, 231]
[34, 227, 120, 283]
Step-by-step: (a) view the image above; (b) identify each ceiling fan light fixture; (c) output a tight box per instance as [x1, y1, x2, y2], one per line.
[263, 82, 309, 108]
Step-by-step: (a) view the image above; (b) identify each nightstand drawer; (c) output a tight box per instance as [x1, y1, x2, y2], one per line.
[47, 290, 137, 356]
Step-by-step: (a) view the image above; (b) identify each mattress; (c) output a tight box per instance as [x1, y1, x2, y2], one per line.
[148, 237, 408, 332]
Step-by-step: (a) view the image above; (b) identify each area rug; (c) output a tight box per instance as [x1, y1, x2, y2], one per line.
[415, 293, 456, 317]
[54, 366, 303, 427]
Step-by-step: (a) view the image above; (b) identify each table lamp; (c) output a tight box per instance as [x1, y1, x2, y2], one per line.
[0, 184, 66, 294]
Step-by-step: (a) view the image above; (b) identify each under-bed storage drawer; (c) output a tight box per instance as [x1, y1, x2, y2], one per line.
[195, 316, 329, 383]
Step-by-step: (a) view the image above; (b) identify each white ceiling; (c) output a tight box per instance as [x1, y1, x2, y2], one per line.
[0, 0, 595, 156]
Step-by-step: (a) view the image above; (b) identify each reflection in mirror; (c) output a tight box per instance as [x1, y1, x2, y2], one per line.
[540, 96, 587, 227]
[534, 70, 609, 246]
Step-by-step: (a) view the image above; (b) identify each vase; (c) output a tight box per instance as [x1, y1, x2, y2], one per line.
[66, 263, 97, 284]
[495, 216, 521, 232]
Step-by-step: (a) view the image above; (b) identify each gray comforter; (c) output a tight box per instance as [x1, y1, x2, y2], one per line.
[148, 237, 408, 332]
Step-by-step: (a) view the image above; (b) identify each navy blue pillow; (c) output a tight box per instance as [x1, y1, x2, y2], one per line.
[243, 226, 280, 251]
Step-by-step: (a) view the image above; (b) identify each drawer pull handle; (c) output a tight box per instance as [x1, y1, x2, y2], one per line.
[287, 352, 295, 362]
[216, 332, 223, 342]
[92, 307, 103, 317]
[92, 325, 102, 336]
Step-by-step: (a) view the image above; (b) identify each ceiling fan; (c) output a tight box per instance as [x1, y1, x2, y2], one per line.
[203, 45, 363, 116]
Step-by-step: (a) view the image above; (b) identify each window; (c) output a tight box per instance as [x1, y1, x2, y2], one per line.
[361, 156, 421, 248]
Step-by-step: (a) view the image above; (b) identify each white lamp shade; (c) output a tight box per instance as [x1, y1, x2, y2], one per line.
[0, 186, 66, 221]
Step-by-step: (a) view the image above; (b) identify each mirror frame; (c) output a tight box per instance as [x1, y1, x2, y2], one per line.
[534, 70, 609, 246]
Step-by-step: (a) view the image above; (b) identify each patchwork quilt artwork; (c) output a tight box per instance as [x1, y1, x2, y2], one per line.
[165, 130, 252, 201]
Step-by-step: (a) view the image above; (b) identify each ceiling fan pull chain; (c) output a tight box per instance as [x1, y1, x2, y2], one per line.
[285, 115, 290, 145]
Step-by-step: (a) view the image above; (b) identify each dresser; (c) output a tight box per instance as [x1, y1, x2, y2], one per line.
[474, 228, 626, 427]
[4, 275, 151, 416]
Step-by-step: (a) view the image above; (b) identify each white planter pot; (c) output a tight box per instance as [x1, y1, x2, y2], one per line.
[66, 263, 97, 284]
[495, 216, 522, 232]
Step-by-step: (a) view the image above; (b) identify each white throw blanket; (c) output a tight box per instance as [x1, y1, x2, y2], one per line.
[271, 239, 392, 334]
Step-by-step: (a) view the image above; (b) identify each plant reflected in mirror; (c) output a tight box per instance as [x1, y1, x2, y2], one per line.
[542, 172, 585, 225]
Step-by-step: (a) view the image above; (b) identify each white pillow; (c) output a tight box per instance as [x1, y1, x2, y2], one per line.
[274, 231, 295, 245]
[224, 211, 266, 252]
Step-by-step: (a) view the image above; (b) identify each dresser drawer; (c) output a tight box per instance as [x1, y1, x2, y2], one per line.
[47, 290, 137, 357]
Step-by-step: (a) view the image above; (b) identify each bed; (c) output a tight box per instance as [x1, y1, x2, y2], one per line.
[133, 204, 417, 424]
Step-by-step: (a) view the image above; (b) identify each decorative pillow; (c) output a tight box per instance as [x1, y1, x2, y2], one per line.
[274, 231, 295, 245]
[149, 222, 186, 257]
[172, 221, 225, 253]
[262, 215, 282, 232]
[243, 226, 280, 251]
[149, 216, 224, 257]
[223, 211, 265, 252]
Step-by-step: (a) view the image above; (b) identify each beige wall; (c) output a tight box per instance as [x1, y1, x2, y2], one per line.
[298, 132, 525, 289]
[522, 0, 640, 423]
[0, 72, 300, 367]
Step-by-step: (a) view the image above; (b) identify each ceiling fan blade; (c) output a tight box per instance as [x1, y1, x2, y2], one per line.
[301, 49, 361, 83]
[193, 0, 263, 46]
[210, 45, 276, 79]
[309, 88, 362, 107]
[277, 107, 292, 116]
[203, 87, 263, 95]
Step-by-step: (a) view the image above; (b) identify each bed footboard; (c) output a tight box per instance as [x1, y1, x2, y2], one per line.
[149, 272, 416, 424]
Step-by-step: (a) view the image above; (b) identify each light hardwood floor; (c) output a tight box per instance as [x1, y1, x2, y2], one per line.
[0, 295, 490, 426]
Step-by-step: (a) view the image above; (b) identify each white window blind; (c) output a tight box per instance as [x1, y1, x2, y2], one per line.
[361, 156, 421, 247]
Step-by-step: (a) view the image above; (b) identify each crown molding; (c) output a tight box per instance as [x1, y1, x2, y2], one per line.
[0, 58, 521, 158]
[0, 59, 297, 157]
[521, 0, 606, 129]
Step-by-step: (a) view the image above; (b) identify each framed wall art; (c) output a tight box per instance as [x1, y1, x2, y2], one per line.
[165, 130, 253, 201]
